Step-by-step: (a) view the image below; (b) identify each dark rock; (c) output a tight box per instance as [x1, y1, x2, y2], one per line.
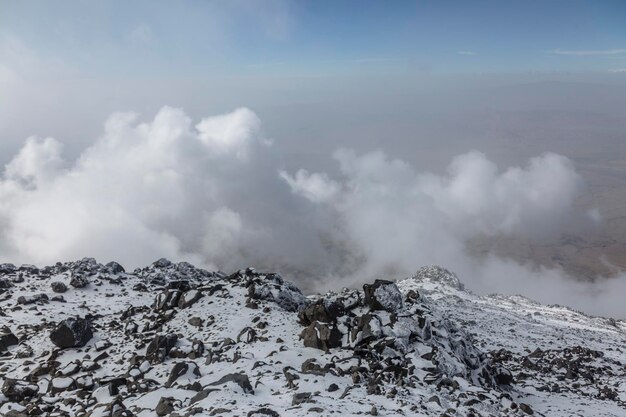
[2, 379, 38, 401]
[51, 282, 68, 293]
[494, 366, 514, 386]
[105, 261, 125, 274]
[70, 274, 89, 288]
[153, 258, 172, 268]
[0, 263, 17, 274]
[0, 328, 18, 352]
[189, 388, 220, 404]
[298, 299, 344, 325]
[519, 403, 534, 415]
[208, 373, 254, 394]
[146, 333, 178, 363]
[292, 392, 313, 405]
[363, 279, 403, 312]
[301, 358, 329, 375]
[327, 383, 339, 392]
[17, 293, 48, 305]
[300, 322, 342, 351]
[155, 397, 175, 416]
[247, 408, 280, 417]
[50, 317, 93, 348]
[188, 317, 203, 327]
[165, 362, 201, 388]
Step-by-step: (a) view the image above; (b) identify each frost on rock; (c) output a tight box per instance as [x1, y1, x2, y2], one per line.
[245, 269, 308, 312]
[412, 265, 465, 290]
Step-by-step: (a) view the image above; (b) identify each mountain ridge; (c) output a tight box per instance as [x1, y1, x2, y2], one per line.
[0, 258, 625, 416]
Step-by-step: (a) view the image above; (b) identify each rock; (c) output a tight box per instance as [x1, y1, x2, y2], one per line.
[70, 274, 89, 288]
[363, 279, 403, 312]
[165, 362, 201, 387]
[298, 299, 344, 325]
[189, 388, 220, 404]
[247, 408, 280, 417]
[300, 321, 342, 351]
[155, 397, 175, 416]
[248, 273, 308, 312]
[0, 263, 17, 274]
[0, 328, 18, 352]
[2, 379, 38, 401]
[145, 333, 178, 363]
[519, 403, 534, 415]
[51, 281, 68, 293]
[50, 376, 76, 393]
[494, 366, 514, 386]
[50, 317, 94, 348]
[412, 266, 464, 290]
[301, 358, 328, 375]
[208, 373, 254, 394]
[292, 392, 313, 405]
[105, 261, 125, 274]
[328, 383, 339, 392]
[178, 290, 202, 309]
[17, 293, 48, 305]
[153, 258, 172, 268]
[188, 317, 203, 327]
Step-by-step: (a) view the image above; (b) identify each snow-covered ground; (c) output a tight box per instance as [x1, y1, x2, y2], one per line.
[0, 259, 624, 416]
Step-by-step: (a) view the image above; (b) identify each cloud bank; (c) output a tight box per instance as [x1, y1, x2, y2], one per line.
[1, 106, 625, 317]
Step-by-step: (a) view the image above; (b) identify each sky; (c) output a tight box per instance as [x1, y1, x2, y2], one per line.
[2, 1, 626, 317]
[1, 0, 626, 79]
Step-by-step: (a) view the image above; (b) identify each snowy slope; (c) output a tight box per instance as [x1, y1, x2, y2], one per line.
[0, 259, 624, 417]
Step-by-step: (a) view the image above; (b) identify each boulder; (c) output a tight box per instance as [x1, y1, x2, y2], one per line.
[50, 317, 94, 348]
[2, 379, 38, 401]
[17, 293, 48, 305]
[146, 333, 178, 363]
[165, 362, 201, 388]
[0, 328, 18, 352]
[208, 373, 254, 394]
[70, 274, 89, 288]
[178, 290, 202, 309]
[300, 321, 343, 351]
[51, 281, 67, 293]
[105, 261, 125, 274]
[363, 279, 403, 312]
[155, 397, 175, 416]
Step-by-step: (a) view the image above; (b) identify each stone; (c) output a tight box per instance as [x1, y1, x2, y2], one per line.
[70, 274, 89, 288]
[2, 379, 38, 401]
[146, 333, 178, 363]
[0, 328, 18, 352]
[301, 322, 342, 351]
[208, 373, 254, 394]
[50, 317, 93, 348]
[363, 279, 403, 312]
[155, 397, 175, 416]
[51, 281, 68, 293]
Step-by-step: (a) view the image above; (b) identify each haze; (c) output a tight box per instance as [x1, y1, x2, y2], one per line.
[1, 0, 626, 317]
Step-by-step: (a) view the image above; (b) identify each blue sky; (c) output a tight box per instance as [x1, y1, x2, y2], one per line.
[1, 0, 626, 78]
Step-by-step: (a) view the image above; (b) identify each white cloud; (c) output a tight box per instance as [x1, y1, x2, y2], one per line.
[549, 48, 626, 56]
[1, 106, 624, 317]
[279, 169, 340, 203]
[608, 68, 626, 73]
[458, 50, 476, 56]
[196, 108, 265, 160]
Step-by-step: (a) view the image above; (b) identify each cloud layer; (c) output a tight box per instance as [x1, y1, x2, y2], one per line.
[2, 106, 625, 317]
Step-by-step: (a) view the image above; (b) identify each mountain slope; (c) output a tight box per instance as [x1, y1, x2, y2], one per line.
[0, 259, 624, 417]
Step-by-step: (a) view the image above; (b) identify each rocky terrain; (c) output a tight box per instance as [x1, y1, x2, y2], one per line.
[0, 259, 625, 416]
